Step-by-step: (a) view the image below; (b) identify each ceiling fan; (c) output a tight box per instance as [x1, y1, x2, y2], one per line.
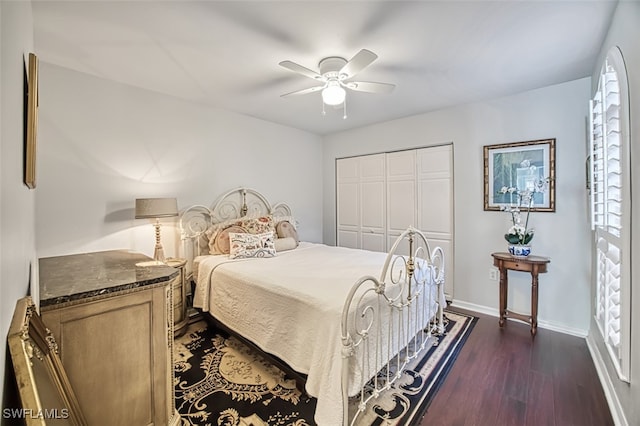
[279, 49, 395, 117]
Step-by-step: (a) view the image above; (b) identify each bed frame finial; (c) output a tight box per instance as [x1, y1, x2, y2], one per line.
[241, 189, 248, 216]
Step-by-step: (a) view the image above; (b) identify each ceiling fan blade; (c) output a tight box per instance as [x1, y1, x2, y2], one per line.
[279, 60, 324, 81]
[339, 49, 378, 79]
[280, 85, 325, 97]
[344, 81, 395, 94]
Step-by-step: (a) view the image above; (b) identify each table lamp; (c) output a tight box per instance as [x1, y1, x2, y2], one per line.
[135, 197, 178, 263]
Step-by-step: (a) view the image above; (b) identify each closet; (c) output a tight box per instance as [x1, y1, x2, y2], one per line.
[336, 144, 454, 299]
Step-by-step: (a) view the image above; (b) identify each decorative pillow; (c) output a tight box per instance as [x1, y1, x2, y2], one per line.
[238, 215, 275, 236]
[211, 225, 247, 255]
[276, 221, 299, 245]
[204, 217, 243, 254]
[273, 215, 298, 230]
[206, 224, 232, 255]
[207, 215, 275, 255]
[274, 237, 298, 252]
[229, 232, 276, 259]
[204, 216, 246, 241]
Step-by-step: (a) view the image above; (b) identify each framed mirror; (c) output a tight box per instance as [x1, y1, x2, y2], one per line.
[24, 53, 39, 189]
[7, 297, 87, 425]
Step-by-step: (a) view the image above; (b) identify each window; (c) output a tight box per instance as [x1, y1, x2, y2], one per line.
[589, 47, 630, 382]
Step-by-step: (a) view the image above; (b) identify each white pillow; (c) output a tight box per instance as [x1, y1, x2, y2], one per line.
[274, 237, 298, 252]
[228, 231, 276, 259]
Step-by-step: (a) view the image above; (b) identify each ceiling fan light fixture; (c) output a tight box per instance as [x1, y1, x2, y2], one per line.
[280, 49, 394, 118]
[322, 81, 345, 106]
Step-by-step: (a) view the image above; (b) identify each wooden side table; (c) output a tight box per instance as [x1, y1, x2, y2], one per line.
[491, 252, 550, 336]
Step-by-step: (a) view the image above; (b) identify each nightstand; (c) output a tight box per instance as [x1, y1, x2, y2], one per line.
[491, 252, 550, 336]
[166, 258, 188, 337]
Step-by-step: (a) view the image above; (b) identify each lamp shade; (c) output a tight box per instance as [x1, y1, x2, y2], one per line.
[135, 198, 178, 219]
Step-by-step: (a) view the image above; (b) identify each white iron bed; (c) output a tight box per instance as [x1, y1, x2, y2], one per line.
[180, 188, 446, 425]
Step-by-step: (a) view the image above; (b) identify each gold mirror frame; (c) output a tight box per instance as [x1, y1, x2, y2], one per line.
[7, 297, 87, 425]
[24, 52, 38, 189]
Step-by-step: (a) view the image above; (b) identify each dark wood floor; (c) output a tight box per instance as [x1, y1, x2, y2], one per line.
[419, 308, 613, 426]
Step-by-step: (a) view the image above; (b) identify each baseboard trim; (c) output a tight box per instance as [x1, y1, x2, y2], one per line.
[586, 334, 628, 426]
[449, 300, 496, 317]
[449, 300, 588, 337]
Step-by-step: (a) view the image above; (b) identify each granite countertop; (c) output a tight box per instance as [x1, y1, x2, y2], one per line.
[39, 250, 179, 308]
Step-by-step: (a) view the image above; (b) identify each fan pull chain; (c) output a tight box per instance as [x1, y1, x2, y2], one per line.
[322, 98, 326, 116]
[343, 97, 348, 119]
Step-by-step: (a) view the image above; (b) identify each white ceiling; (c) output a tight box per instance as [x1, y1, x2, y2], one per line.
[32, 0, 617, 136]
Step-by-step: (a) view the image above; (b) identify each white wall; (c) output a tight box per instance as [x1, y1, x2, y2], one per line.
[587, 2, 640, 425]
[36, 63, 323, 260]
[0, 0, 36, 416]
[323, 78, 592, 334]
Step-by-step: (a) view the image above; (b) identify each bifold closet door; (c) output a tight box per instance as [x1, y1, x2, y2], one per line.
[337, 146, 454, 299]
[417, 145, 453, 299]
[336, 154, 386, 251]
[386, 150, 417, 250]
[360, 154, 386, 252]
[337, 156, 360, 249]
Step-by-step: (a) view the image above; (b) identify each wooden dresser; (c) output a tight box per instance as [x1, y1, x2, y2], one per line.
[39, 250, 181, 426]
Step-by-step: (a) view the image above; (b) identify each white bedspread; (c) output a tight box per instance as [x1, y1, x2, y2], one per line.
[193, 242, 441, 425]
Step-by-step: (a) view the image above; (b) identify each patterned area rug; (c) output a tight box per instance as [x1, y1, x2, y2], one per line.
[174, 310, 477, 426]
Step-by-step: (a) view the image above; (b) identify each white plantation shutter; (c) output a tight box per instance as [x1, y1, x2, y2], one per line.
[589, 48, 630, 382]
[589, 94, 605, 229]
